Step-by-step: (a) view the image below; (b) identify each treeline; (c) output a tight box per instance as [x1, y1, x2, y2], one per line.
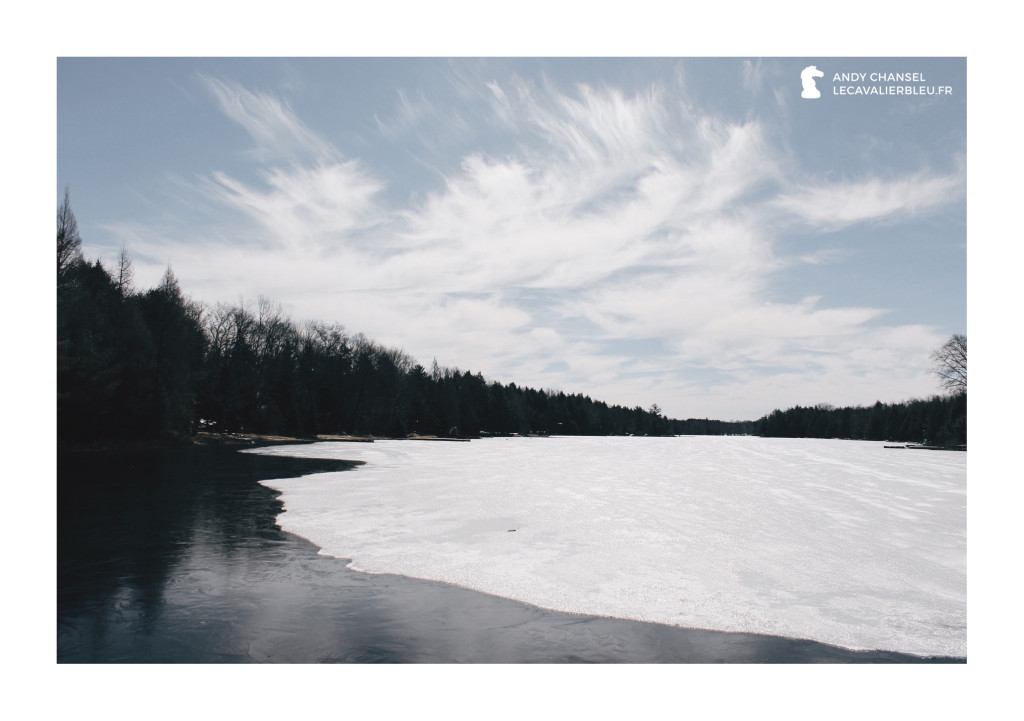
[58, 212, 206, 442]
[197, 296, 691, 439]
[58, 196, 958, 447]
[59, 196, 732, 443]
[755, 395, 966, 447]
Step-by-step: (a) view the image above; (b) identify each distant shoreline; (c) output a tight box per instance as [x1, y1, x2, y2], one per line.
[58, 430, 969, 455]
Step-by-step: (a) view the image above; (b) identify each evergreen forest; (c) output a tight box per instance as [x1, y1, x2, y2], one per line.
[756, 396, 966, 447]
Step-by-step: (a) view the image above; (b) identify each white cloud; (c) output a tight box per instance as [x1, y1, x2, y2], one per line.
[375, 88, 432, 136]
[204, 162, 386, 251]
[202, 75, 336, 161]
[114, 72, 962, 420]
[772, 170, 965, 229]
[742, 59, 765, 92]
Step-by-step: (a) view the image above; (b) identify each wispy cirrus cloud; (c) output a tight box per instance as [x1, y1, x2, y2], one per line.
[202, 75, 337, 161]
[109, 64, 962, 420]
[742, 59, 767, 93]
[771, 168, 965, 229]
[203, 161, 386, 251]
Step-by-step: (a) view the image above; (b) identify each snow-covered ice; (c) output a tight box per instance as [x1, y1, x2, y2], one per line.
[250, 436, 966, 657]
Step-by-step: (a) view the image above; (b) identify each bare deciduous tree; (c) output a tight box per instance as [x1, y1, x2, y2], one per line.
[115, 245, 134, 295]
[931, 334, 967, 394]
[57, 187, 82, 282]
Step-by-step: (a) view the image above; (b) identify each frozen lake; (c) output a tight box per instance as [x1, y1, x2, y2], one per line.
[251, 436, 966, 658]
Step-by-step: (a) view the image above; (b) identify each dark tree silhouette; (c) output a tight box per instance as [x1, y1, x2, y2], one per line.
[756, 395, 966, 447]
[115, 245, 134, 295]
[57, 188, 82, 284]
[931, 334, 967, 395]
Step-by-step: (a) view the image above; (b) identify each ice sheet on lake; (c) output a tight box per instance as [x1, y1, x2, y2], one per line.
[250, 436, 966, 657]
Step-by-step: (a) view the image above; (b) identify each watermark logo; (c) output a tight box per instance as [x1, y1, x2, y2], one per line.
[832, 71, 953, 97]
[800, 64, 955, 99]
[801, 65, 823, 99]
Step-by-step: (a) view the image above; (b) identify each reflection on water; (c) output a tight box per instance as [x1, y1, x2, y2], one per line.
[57, 444, 962, 663]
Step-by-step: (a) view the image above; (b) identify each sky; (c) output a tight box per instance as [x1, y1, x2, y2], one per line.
[57, 57, 966, 421]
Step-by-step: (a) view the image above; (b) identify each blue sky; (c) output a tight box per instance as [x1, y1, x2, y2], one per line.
[57, 57, 966, 420]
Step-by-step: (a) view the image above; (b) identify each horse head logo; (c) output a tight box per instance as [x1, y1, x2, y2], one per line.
[801, 65, 824, 99]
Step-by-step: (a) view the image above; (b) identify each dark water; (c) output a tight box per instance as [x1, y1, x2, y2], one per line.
[57, 444, 963, 663]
